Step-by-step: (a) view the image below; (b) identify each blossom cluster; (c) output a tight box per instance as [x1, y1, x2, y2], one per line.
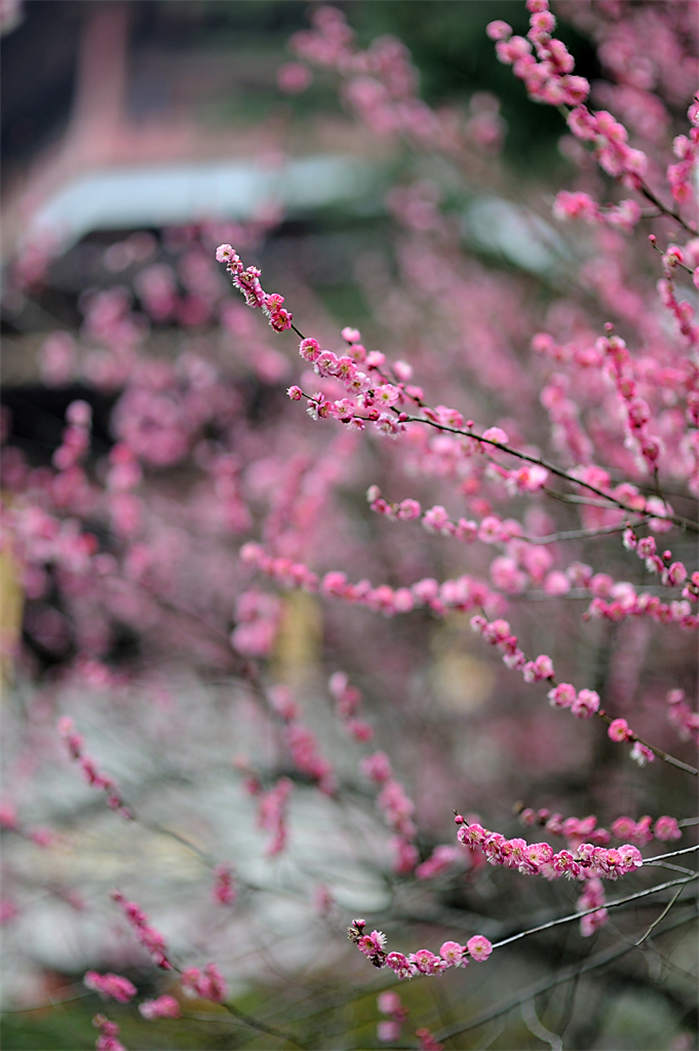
[138, 995, 181, 1020]
[470, 615, 584, 707]
[553, 191, 641, 232]
[92, 1014, 126, 1051]
[377, 989, 407, 1043]
[249, 775, 293, 857]
[328, 670, 374, 744]
[576, 877, 608, 938]
[491, 0, 648, 186]
[585, 584, 698, 630]
[58, 717, 132, 820]
[666, 689, 699, 745]
[241, 540, 502, 618]
[215, 244, 293, 332]
[0, 799, 52, 848]
[361, 750, 419, 875]
[655, 238, 699, 348]
[3, 3, 698, 1045]
[288, 4, 503, 156]
[329, 672, 418, 873]
[52, 400, 92, 472]
[348, 918, 492, 980]
[455, 815, 643, 882]
[488, 3, 591, 109]
[622, 528, 696, 597]
[667, 95, 699, 205]
[212, 863, 236, 906]
[263, 681, 335, 783]
[83, 971, 137, 1003]
[366, 486, 697, 622]
[111, 891, 172, 970]
[518, 806, 683, 847]
[181, 963, 227, 1003]
[600, 333, 663, 474]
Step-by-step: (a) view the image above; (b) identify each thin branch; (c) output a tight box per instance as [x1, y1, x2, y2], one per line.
[438, 910, 698, 1044]
[494, 874, 698, 952]
[400, 414, 699, 533]
[282, 326, 698, 534]
[594, 712, 699, 777]
[520, 520, 647, 545]
[643, 844, 699, 865]
[635, 885, 688, 947]
[218, 997, 309, 1050]
[639, 182, 697, 235]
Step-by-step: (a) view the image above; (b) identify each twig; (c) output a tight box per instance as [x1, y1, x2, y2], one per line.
[494, 874, 698, 952]
[437, 910, 698, 1044]
[635, 885, 688, 946]
[643, 844, 699, 865]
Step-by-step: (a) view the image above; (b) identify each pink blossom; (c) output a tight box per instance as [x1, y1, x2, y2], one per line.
[212, 863, 236, 906]
[410, 948, 447, 975]
[139, 994, 181, 1020]
[378, 1020, 403, 1042]
[630, 741, 655, 766]
[181, 963, 227, 1003]
[466, 935, 492, 962]
[608, 718, 631, 742]
[377, 990, 403, 1016]
[361, 751, 392, 783]
[416, 1028, 444, 1051]
[439, 940, 467, 966]
[357, 929, 387, 958]
[653, 816, 681, 841]
[547, 682, 576, 709]
[92, 1014, 127, 1051]
[571, 689, 600, 718]
[84, 971, 137, 1003]
[385, 952, 414, 979]
[277, 62, 312, 94]
[486, 20, 512, 41]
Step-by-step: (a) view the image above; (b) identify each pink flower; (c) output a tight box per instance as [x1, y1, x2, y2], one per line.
[608, 718, 631, 742]
[277, 62, 312, 94]
[439, 940, 467, 966]
[482, 426, 509, 445]
[580, 909, 608, 937]
[466, 935, 492, 962]
[486, 20, 512, 41]
[547, 682, 576, 709]
[654, 816, 681, 841]
[181, 963, 227, 1003]
[215, 244, 237, 263]
[358, 929, 387, 958]
[212, 864, 236, 906]
[385, 951, 414, 979]
[410, 948, 447, 975]
[92, 1014, 126, 1051]
[139, 994, 181, 1019]
[377, 990, 403, 1015]
[416, 1027, 445, 1051]
[361, 751, 392, 783]
[630, 742, 655, 766]
[84, 971, 137, 1003]
[398, 498, 421, 520]
[571, 689, 600, 718]
[377, 1020, 402, 1042]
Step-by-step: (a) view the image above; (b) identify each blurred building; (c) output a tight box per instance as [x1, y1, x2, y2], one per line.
[1, 0, 376, 260]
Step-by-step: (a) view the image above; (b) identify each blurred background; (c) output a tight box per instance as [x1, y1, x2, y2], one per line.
[2, 3, 697, 1050]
